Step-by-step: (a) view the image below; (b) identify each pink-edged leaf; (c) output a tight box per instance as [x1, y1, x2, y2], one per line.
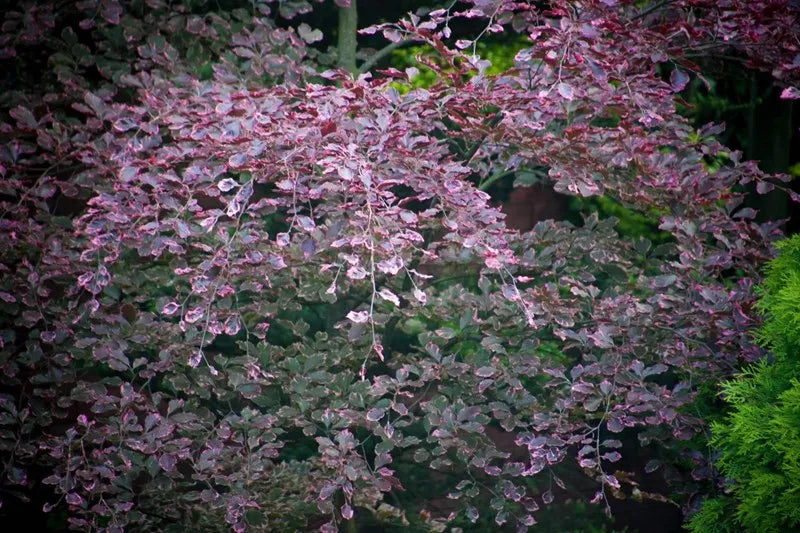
[756, 181, 774, 194]
[347, 266, 368, 280]
[475, 366, 496, 378]
[162, 302, 180, 316]
[217, 178, 239, 192]
[366, 407, 386, 421]
[413, 288, 427, 304]
[377, 256, 403, 275]
[670, 68, 690, 92]
[346, 310, 369, 323]
[378, 288, 400, 306]
[341, 503, 354, 520]
[184, 307, 204, 324]
[780, 86, 800, 99]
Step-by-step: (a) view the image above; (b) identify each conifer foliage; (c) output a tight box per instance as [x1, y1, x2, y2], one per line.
[688, 235, 800, 533]
[0, 1, 799, 531]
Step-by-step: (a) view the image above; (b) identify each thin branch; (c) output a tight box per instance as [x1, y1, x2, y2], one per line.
[358, 39, 419, 74]
[462, 112, 504, 163]
[631, 0, 681, 22]
[478, 168, 515, 191]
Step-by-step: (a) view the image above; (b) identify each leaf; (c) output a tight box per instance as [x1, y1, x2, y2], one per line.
[366, 407, 386, 421]
[346, 310, 369, 324]
[370, 443, 395, 465]
[120, 166, 139, 182]
[228, 153, 249, 168]
[347, 266, 368, 280]
[475, 366, 496, 377]
[642, 363, 668, 378]
[341, 503, 353, 520]
[65, 493, 84, 506]
[113, 117, 138, 132]
[670, 68, 690, 92]
[217, 178, 239, 192]
[413, 288, 427, 304]
[320, 484, 338, 500]
[756, 181, 774, 194]
[184, 307, 204, 323]
[158, 454, 177, 472]
[652, 274, 677, 288]
[9, 106, 37, 128]
[377, 256, 403, 275]
[606, 417, 624, 433]
[298, 23, 323, 44]
[378, 288, 400, 306]
[223, 315, 241, 335]
[645, 459, 662, 473]
[161, 302, 180, 315]
[557, 82, 575, 100]
[601, 451, 621, 462]
[84, 91, 106, 117]
[780, 86, 800, 99]
[296, 215, 315, 231]
[383, 28, 403, 42]
[501, 284, 519, 301]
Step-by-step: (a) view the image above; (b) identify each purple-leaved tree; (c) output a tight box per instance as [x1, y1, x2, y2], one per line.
[1, 0, 799, 531]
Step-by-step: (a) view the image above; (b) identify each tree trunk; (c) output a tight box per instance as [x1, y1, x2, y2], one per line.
[337, 0, 358, 74]
[747, 72, 794, 223]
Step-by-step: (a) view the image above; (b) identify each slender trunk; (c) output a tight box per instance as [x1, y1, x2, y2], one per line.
[747, 73, 793, 222]
[337, 9, 360, 527]
[337, 0, 358, 74]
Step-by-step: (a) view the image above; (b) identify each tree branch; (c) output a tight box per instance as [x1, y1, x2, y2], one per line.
[478, 168, 515, 191]
[462, 112, 504, 163]
[358, 39, 418, 74]
[631, 0, 680, 21]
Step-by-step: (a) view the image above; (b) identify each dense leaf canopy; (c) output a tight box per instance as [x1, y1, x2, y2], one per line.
[1, 1, 798, 531]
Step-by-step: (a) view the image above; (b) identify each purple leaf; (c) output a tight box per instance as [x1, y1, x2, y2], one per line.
[670, 69, 690, 92]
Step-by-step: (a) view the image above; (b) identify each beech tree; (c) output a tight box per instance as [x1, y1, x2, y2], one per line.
[0, 0, 798, 531]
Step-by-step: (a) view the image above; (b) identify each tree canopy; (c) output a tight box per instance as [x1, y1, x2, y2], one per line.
[0, 1, 798, 531]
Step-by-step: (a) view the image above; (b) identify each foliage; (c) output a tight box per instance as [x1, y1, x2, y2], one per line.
[688, 235, 800, 533]
[1, 1, 799, 532]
